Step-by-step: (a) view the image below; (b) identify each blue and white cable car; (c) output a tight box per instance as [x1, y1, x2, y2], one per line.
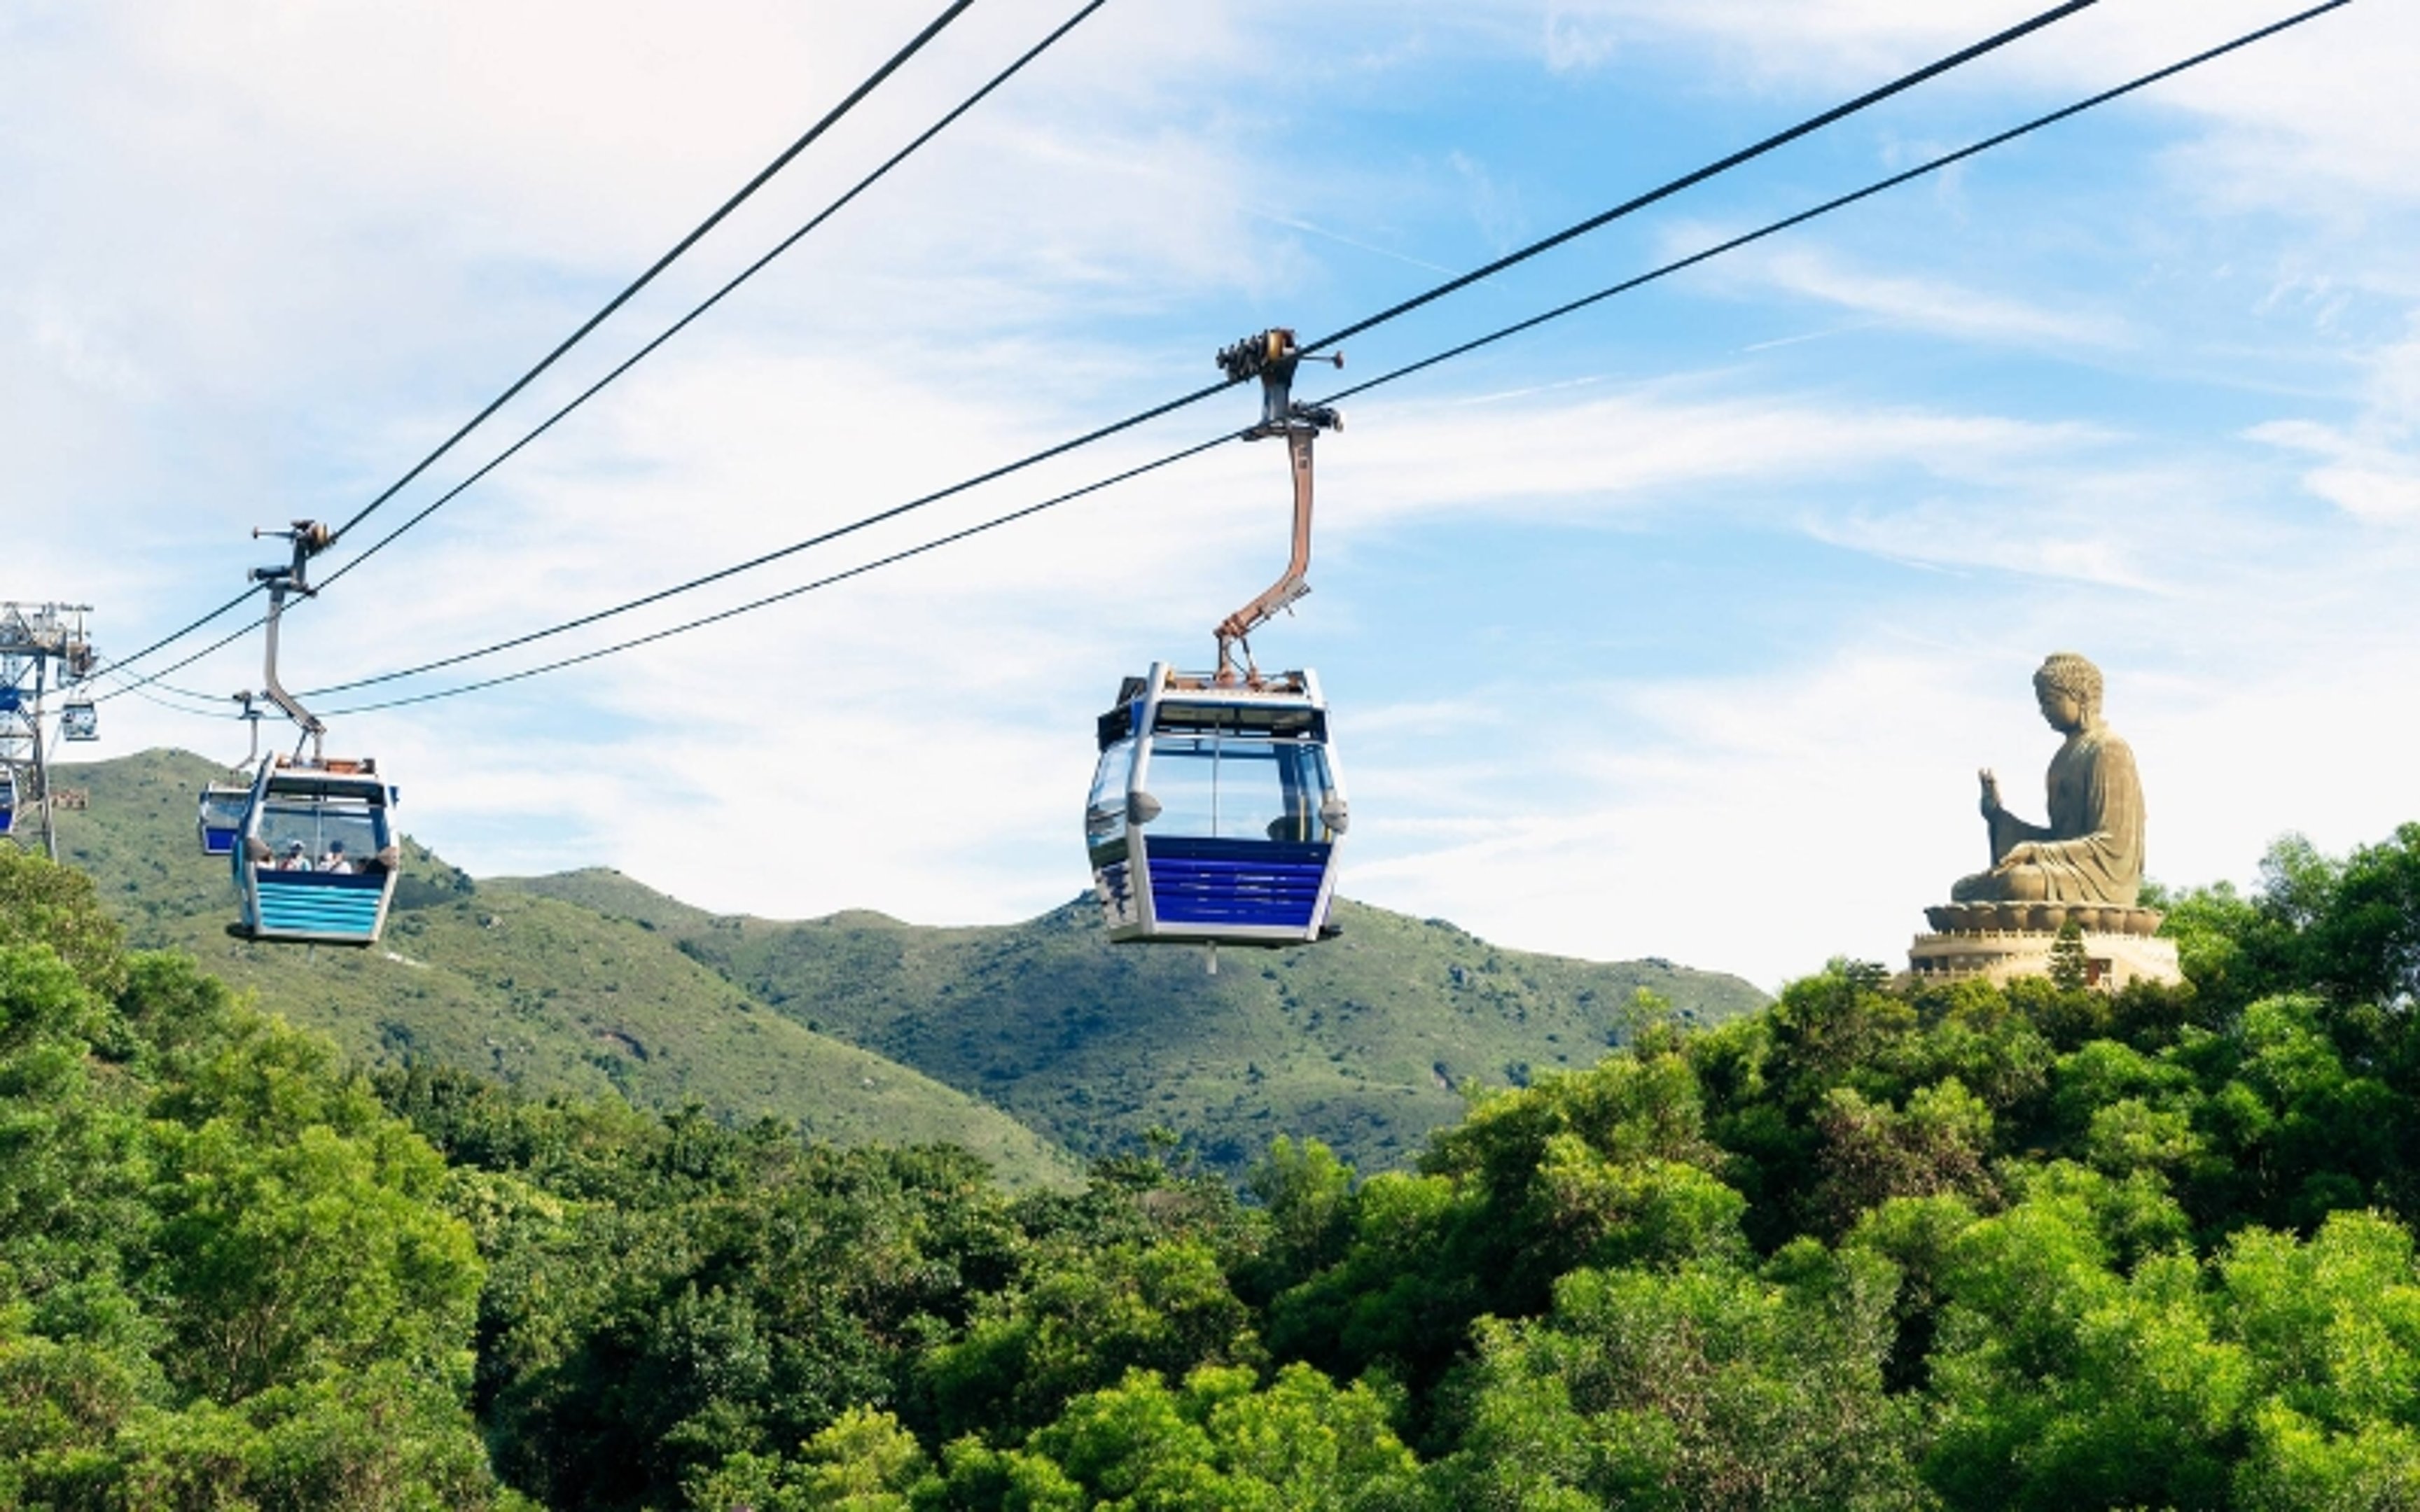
[197, 785, 250, 856]
[1088, 663, 1346, 944]
[197, 693, 265, 857]
[60, 700, 97, 742]
[232, 753, 398, 944]
[223, 519, 401, 946]
[1085, 328, 1351, 948]
[0, 766, 15, 837]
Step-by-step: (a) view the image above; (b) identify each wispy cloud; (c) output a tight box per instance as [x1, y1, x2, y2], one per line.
[2250, 320, 2420, 522]
[1687, 244, 2132, 351]
[1328, 384, 2110, 524]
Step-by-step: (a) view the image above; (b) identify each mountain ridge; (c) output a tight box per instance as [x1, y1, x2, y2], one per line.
[495, 859, 1770, 1174]
[50, 749, 1083, 1187]
[56, 748, 1768, 1175]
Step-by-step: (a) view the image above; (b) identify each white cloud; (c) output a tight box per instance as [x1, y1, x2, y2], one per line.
[1520, 0, 2420, 226]
[2251, 319, 2420, 522]
[1326, 384, 2110, 525]
[1344, 629, 2420, 989]
[1692, 244, 2132, 351]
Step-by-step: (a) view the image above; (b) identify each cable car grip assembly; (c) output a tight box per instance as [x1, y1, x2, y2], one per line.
[248, 519, 332, 761]
[1211, 328, 1342, 687]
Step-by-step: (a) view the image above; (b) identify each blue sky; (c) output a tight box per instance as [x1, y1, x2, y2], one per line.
[6, 0, 2414, 987]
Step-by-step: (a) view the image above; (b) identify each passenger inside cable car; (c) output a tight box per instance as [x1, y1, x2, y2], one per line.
[234, 764, 399, 945]
[255, 792, 387, 875]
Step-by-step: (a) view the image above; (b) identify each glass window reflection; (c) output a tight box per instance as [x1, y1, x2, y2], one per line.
[1145, 736, 1335, 842]
[1086, 737, 1135, 855]
[258, 798, 386, 872]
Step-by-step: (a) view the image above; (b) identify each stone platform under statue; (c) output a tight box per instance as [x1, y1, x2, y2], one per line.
[1907, 652, 2183, 991]
[1908, 901, 2181, 990]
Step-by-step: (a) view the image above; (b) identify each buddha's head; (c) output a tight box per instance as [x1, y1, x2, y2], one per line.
[2033, 652, 2102, 733]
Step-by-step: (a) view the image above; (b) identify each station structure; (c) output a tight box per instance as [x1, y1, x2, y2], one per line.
[0, 603, 97, 861]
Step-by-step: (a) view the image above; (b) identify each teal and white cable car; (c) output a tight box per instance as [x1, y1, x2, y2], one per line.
[234, 753, 397, 943]
[226, 522, 401, 946]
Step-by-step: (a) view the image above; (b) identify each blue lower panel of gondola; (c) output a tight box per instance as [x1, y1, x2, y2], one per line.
[253, 874, 387, 939]
[202, 827, 239, 856]
[1143, 838, 1331, 929]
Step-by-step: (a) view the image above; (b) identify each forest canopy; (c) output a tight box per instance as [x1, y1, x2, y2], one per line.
[4, 822, 2419, 1508]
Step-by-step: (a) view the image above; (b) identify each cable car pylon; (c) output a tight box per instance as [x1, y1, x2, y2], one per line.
[227, 522, 401, 946]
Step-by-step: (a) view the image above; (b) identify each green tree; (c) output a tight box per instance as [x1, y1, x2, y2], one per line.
[2049, 919, 2090, 993]
[0, 843, 127, 997]
[1438, 1244, 1926, 1510]
[922, 1238, 1263, 1441]
[1267, 1049, 1744, 1408]
[1923, 1186, 2247, 1510]
[994, 1364, 1428, 1511]
[0, 852, 508, 1508]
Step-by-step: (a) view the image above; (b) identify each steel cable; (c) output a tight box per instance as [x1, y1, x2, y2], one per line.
[297, 0, 2110, 701]
[320, 0, 2353, 714]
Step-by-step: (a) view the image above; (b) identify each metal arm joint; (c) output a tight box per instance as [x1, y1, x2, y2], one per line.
[249, 521, 332, 759]
[1210, 330, 1343, 685]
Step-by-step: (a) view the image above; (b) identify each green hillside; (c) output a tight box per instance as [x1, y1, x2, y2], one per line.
[498, 873, 1769, 1173]
[54, 748, 1765, 1178]
[48, 750, 1081, 1188]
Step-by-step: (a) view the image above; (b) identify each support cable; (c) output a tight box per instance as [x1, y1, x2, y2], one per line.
[97, 0, 2089, 694]
[314, 0, 1115, 595]
[324, 0, 980, 547]
[293, 0, 2111, 701]
[317, 0, 2351, 715]
[88, 0, 982, 687]
[1293, 0, 2099, 355]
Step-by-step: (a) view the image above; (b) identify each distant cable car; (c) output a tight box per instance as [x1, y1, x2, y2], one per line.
[1088, 663, 1346, 944]
[197, 785, 249, 856]
[60, 699, 97, 742]
[232, 753, 398, 944]
[224, 520, 401, 946]
[1085, 329, 1350, 948]
[197, 692, 266, 856]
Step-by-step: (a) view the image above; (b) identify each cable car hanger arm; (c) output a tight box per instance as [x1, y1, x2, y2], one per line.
[1211, 329, 1340, 686]
[249, 521, 331, 759]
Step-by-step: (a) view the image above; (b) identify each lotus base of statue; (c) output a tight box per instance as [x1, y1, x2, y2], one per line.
[1922, 902, 2164, 937]
[1906, 905, 2181, 992]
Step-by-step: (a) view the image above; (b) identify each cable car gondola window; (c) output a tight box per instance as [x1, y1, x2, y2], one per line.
[1145, 734, 1337, 844]
[1086, 736, 1136, 861]
[258, 794, 386, 870]
[198, 788, 250, 855]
